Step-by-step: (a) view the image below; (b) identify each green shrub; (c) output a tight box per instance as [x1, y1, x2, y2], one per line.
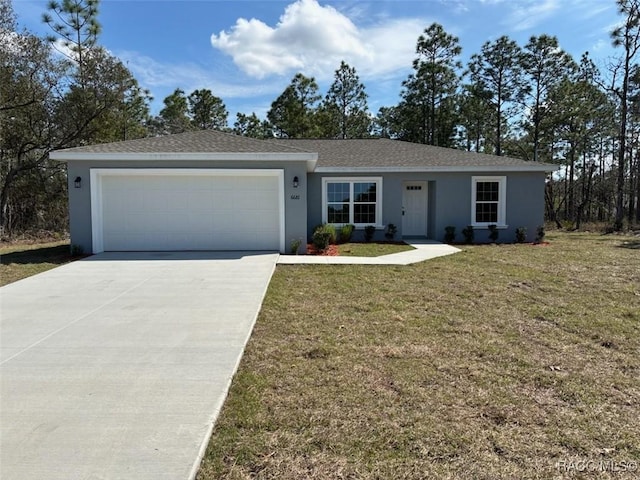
[70, 244, 84, 256]
[313, 224, 337, 244]
[312, 230, 332, 251]
[462, 225, 474, 244]
[339, 224, 355, 244]
[515, 227, 527, 243]
[535, 225, 546, 243]
[325, 224, 337, 244]
[488, 224, 499, 242]
[364, 225, 376, 242]
[444, 226, 456, 243]
[289, 238, 302, 255]
[385, 223, 397, 240]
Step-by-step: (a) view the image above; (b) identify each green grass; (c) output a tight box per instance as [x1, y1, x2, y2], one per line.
[337, 241, 415, 257]
[198, 231, 640, 479]
[0, 241, 76, 286]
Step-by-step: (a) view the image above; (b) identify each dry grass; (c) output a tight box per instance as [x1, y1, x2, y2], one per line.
[0, 241, 75, 286]
[198, 231, 640, 479]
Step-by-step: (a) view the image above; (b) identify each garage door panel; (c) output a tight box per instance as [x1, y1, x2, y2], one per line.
[209, 191, 228, 208]
[165, 213, 192, 233]
[99, 172, 281, 251]
[208, 176, 234, 190]
[166, 191, 190, 211]
[211, 212, 233, 229]
[234, 194, 260, 210]
[188, 190, 213, 209]
[255, 190, 277, 205]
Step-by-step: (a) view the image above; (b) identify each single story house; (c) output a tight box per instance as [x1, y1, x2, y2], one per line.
[50, 130, 555, 254]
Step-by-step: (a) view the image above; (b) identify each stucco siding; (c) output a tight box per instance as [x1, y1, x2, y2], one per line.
[307, 171, 546, 243]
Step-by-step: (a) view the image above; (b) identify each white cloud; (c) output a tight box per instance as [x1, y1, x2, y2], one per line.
[579, 3, 612, 20]
[118, 51, 281, 99]
[590, 38, 609, 53]
[51, 38, 78, 62]
[210, 0, 427, 81]
[503, 0, 560, 32]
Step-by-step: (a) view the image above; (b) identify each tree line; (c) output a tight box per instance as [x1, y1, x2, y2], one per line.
[1, 0, 638, 237]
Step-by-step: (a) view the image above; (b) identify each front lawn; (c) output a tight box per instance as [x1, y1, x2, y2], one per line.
[338, 241, 415, 257]
[198, 231, 640, 479]
[0, 241, 74, 286]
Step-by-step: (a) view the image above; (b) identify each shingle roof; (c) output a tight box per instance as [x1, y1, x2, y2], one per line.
[50, 130, 555, 171]
[52, 129, 307, 154]
[270, 138, 542, 169]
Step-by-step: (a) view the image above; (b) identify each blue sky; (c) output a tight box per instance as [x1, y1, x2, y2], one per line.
[12, 0, 624, 123]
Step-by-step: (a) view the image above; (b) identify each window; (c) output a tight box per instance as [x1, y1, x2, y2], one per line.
[322, 178, 382, 226]
[471, 176, 506, 227]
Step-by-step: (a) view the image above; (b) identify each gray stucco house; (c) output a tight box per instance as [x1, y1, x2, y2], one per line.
[50, 130, 555, 254]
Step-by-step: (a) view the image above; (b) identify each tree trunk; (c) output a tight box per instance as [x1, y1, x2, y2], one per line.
[496, 82, 502, 156]
[0, 168, 18, 236]
[636, 150, 640, 223]
[568, 145, 576, 222]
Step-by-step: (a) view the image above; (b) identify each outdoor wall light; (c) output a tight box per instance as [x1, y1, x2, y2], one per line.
[293, 176, 299, 188]
[74, 176, 82, 188]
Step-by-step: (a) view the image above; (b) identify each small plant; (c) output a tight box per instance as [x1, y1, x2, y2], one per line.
[385, 223, 397, 240]
[444, 226, 456, 243]
[70, 244, 84, 256]
[462, 225, 474, 244]
[515, 227, 527, 244]
[364, 225, 376, 242]
[289, 238, 302, 255]
[535, 225, 546, 244]
[312, 230, 332, 252]
[313, 224, 337, 245]
[324, 224, 337, 244]
[488, 224, 499, 243]
[339, 224, 355, 244]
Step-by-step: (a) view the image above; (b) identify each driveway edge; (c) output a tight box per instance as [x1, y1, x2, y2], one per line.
[186, 256, 278, 480]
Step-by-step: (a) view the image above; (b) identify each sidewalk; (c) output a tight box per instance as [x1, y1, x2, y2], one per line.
[277, 240, 461, 265]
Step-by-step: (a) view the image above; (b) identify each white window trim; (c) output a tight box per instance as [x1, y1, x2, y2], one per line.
[471, 176, 507, 228]
[322, 177, 383, 228]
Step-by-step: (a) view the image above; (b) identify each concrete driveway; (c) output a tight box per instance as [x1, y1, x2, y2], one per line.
[0, 251, 278, 480]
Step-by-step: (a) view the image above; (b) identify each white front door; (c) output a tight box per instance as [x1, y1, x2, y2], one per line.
[402, 181, 428, 237]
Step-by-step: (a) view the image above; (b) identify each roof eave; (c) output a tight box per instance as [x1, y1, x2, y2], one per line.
[314, 164, 558, 173]
[49, 151, 319, 172]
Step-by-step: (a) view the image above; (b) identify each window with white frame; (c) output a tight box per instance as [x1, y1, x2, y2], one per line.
[471, 176, 507, 226]
[322, 178, 382, 226]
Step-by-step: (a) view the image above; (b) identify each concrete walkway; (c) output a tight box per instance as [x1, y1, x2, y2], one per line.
[277, 240, 460, 265]
[0, 251, 278, 480]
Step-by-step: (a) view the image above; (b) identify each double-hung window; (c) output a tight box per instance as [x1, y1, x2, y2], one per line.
[322, 178, 382, 227]
[471, 176, 507, 227]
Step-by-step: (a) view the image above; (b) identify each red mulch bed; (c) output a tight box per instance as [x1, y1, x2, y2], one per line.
[306, 243, 340, 256]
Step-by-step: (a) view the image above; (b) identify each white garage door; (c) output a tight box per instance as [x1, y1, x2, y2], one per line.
[93, 169, 283, 252]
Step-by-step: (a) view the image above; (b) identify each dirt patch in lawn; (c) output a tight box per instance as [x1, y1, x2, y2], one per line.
[306, 242, 415, 257]
[305, 244, 340, 256]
